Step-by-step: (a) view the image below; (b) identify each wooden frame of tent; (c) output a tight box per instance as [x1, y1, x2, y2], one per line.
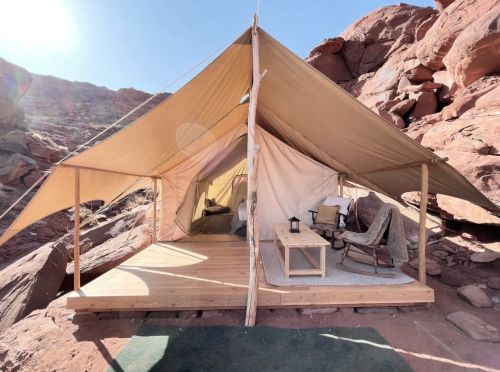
[66, 16, 438, 326]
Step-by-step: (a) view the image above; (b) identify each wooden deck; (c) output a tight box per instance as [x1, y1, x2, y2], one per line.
[67, 241, 434, 311]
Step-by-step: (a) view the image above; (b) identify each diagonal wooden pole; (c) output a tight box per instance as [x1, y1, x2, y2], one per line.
[245, 14, 267, 327]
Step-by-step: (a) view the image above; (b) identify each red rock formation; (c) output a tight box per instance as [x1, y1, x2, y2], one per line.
[416, 0, 500, 71]
[305, 2, 500, 225]
[443, 6, 500, 88]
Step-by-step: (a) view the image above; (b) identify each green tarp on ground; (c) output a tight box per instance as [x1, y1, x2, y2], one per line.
[106, 325, 413, 372]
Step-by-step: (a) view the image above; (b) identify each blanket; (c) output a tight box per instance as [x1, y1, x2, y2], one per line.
[340, 203, 408, 266]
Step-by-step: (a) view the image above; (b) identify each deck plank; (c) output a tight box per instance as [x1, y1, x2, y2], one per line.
[67, 241, 434, 311]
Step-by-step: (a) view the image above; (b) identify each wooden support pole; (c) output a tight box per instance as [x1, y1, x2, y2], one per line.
[418, 163, 429, 285]
[74, 168, 81, 291]
[153, 177, 157, 244]
[339, 174, 344, 197]
[245, 14, 265, 327]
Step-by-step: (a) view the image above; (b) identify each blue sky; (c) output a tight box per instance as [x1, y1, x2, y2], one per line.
[0, 0, 435, 94]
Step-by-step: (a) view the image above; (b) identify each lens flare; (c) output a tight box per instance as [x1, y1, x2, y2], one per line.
[0, 0, 76, 50]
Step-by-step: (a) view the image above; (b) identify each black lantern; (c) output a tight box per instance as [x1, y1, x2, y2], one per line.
[288, 216, 300, 233]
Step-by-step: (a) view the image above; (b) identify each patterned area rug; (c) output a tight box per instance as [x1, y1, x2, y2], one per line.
[190, 214, 234, 234]
[260, 241, 414, 286]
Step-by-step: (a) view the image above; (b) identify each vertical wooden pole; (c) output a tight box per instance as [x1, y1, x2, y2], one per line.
[74, 168, 81, 291]
[418, 164, 428, 285]
[339, 174, 344, 197]
[245, 14, 265, 327]
[153, 177, 157, 244]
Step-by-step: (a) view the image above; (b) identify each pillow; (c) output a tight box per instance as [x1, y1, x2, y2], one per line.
[203, 206, 231, 216]
[315, 205, 340, 225]
[323, 196, 350, 215]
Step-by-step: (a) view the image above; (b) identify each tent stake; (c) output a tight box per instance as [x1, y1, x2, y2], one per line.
[418, 163, 428, 285]
[245, 14, 264, 327]
[74, 168, 81, 291]
[153, 177, 157, 244]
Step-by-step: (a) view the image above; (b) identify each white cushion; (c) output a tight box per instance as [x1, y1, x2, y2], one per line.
[323, 196, 350, 215]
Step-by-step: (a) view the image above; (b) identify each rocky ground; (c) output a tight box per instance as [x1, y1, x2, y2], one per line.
[1, 0, 500, 371]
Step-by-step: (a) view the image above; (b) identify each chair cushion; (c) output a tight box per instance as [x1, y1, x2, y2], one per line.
[315, 205, 340, 225]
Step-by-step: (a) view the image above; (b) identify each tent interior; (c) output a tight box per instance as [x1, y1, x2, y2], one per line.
[160, 124, 339, 243]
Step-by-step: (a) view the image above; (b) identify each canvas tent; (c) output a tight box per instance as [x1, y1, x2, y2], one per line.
[1, 23, 499, 325]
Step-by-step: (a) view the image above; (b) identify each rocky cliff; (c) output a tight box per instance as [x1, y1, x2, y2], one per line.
[306, 1, 500, 225]
[0, 64, 169, 265]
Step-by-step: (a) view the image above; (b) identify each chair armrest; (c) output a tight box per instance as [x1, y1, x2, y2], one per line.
[308, 210, 318, 224]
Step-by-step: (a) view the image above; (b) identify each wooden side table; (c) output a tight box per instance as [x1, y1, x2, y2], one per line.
[273, 223, 329, 278]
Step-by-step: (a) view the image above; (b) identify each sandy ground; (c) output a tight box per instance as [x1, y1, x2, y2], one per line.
[2, 264, 499, 372]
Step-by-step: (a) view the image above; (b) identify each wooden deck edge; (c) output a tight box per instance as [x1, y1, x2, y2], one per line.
[67, 286, 434, 312]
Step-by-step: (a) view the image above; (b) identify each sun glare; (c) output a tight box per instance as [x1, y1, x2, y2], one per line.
[0, 0, 76, 50]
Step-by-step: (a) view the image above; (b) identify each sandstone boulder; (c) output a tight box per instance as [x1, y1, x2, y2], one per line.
[358, 90, 398, 109]
[308, 37, 344, 57]
[340, 4, 436, 45]
[66, 224, 151, 277]
[434, 0, 455, 13]
[488, 277, 500, 290]
[420, 112, 443, 124]
[415, 14, 439, 41]
[416, 0, 500, 70]
[339, 4, 436, 76]
[389, 99, 416, 116]
[374, 98, 402, 112]
[3, 153, 36, 167]
[405, 65, 434, 83]
[421, 117, 499, 154]
[0, 241, 67, 333]
[403, 82, 442, 93]
[441, 83, 499, 120]
[372, 108, 405, 129]
[409, 258, 442, 276]
[0, 140, 29, 154]
[306, 52, 352, 82]
[439, 268, 462, 286]
[0, 165, 29, 184]
[64, 204, 149, 260]
[349, 72, 375, 97]
[471, 249, 500, 263]
[435, 195, 500, 226]
[432, 70, 460, 103]
[435, 149, 500, 201]
[444, 6, 500, 88]
[407, 91, 437, 121]
[446, 312, 499, 342]
[457, 285, 493, 308]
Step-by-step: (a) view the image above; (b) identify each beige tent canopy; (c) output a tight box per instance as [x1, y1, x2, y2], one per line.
[1, 26, 498, 248]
